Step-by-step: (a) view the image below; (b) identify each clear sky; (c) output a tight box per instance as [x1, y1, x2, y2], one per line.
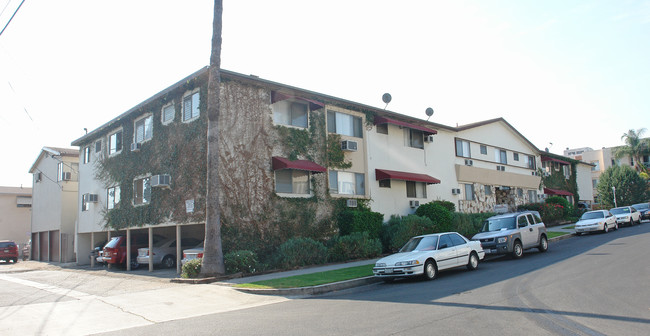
[1, 0, 648, 188]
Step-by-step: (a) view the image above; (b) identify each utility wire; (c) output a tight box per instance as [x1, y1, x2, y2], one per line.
[0, 0, 25, 37]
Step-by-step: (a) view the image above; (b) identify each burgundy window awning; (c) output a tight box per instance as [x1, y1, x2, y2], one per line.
[541, 156, 570, 165]
[375, 169, 441, 184]
[272, 157, 327, 173]
[544, 188, 574, 196]
[271, 91, 325, 111]
[374, 116, 438, 135]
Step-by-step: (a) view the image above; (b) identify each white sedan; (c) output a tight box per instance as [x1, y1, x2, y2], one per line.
[575, 210, 617, 235]
[373, 232, 485, 281]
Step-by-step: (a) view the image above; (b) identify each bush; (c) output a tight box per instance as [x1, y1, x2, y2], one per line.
[337, 210, 384, 239]
[432, 200, 456, 212]
[277, 237, 327, 269]
[181, 258, 202, 279]
[224, 250, 258, 274]
[415, 202, 454, 232]
[327, 232, 382, 262]
[381, 215, 437, 252]
[452, 212, 495, 238]
[518, 202, 564, 223]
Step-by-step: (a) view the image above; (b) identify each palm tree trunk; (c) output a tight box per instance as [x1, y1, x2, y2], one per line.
[201, 0, 225, 276]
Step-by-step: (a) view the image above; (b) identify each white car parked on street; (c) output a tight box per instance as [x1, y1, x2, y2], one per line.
[610, 206, 642, 227]
[575, 210, 617, 235]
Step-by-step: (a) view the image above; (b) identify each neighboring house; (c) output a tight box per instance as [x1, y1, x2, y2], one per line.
[28, 147, 79, 262]
[70, 67, 549, 269]
[539, 152, 594, 206]
[0, 186, 32, 253]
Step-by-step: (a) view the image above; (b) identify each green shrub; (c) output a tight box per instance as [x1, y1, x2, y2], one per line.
[327, 232, 382, 262]
[452, 212, 495, 238]
[415, 202, 454, 232]
[224, 250, 258, 274]
[337, 210, 384, 238]
[381, 215, 437, 252]
[277, 237, 327, 269]
[181, 258, 202, 278]
[432, 200, 456, 212]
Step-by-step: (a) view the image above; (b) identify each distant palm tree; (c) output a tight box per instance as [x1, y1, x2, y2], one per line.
[614, 128, 649, 173]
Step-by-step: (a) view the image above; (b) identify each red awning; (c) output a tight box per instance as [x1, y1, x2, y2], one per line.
[541, 156, 570, 165]
[544, 188, 574, 196]
[271, 91, 325, 110]
[375, 169, 441, 184]
[272, 157, 327, 173]
[374, 116, 437, 135]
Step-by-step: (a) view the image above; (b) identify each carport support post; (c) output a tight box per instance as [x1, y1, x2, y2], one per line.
[176, 225, 182, 274]
[126, 229, 131, 271]
[148, 228, 154, 272]
[90, 233, 95, 268]
[107, 231, 112, 270]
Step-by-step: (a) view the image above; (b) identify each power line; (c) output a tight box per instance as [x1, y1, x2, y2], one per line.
[0, 0, 26, 37]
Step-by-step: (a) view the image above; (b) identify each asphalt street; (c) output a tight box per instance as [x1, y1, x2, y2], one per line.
[98, 223, 650, 336]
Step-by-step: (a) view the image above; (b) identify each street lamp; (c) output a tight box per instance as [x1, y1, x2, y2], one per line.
[612, 186, 617, 207]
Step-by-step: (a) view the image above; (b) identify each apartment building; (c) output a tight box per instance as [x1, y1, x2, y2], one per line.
[0, 186, 32, 253]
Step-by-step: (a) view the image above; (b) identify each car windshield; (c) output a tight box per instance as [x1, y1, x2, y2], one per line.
[0, 242, 16, 248]
[104, 237, 121, 248]
[153, 239, 173, 248]
[632, 203, 648, 210]
[580, 211, 604, 220]
[480, 217, 516, 232]
[610, 208, 630, 215]
[399, 236, 439, 253]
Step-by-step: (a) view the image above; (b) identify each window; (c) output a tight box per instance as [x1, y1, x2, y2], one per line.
[484, 185, 492, 196]
[480, 145, 487, 155]
[183, 91, 200, 121]
[525, 155, 536, 169]
[495, 149, 507, 164]
[95, 140, 102, 153]
[133, 177, 151, 205]
[162, 103, 175, 123]
[406, 181, 427, 198]
[513, 153, 520, 161]
[592, 179, 598, 188]
[83, 146, 91, 164]
[108, 130, 123, 155]
[329, 171, 365, 195]
[376, 123, 388, 135]
[438, 235, 452, 249]
[456, 139, 471, 158]
[563, 165, 571, 179]
[518, 215, 529, 227]
[591, 161, 600, 171]
[449, 233, 467, 246]
[528, 190, 537, 203]
[82, 194, 90, 212]
[409, 129, 424, 149]
[57, 162, 64, 181]
[327, 110, 362, 138]
[107, 186, 120, 210]
[275, 169, 310, 194]
[134, 115, 153, 144]
[378, 179, 391, 188]
[273, 101, 308, 128]
[517, 188, 524, 197]
[464, 184, 475, 201]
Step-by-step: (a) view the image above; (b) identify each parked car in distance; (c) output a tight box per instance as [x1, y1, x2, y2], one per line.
[610, 206, 641, 226]
[631, 202, 650, 221]
[0, 240, 19, 263]
[102, 234, 166, 269]
[90, 240, 107, 264]
[471, 211, 548, 259]
[22, 239, 31, 261]
[575, 210, 617, 235]
[137, 237, 201, 269]
[373, 232, 485, 282]
[181, 242, 204, 266]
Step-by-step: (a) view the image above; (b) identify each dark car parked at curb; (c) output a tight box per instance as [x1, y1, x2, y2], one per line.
[102, 234, 166, 269]
[471, 211, 548, 259]
[632, 202, 650, 221]
[0, 240, 19, 263]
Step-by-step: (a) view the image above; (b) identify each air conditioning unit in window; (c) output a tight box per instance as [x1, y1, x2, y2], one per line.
[346, 199, 358, 208]
[465, 159, 473, 166]
[424, 135, 435, 143]
[452, 188, 461, 195]
[84, 193, 99, 203]
[341, 140, 358, 151]
[151, 174, 171, 188]
[409, 200, 420, 208]
[62, 172, 72, 181]
[130, 142, 142, 152]
[496, 166, 506, 171]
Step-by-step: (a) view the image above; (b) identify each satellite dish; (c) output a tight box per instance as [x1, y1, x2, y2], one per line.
[382, 93, 392, 104]
[425, 107, 434, 121]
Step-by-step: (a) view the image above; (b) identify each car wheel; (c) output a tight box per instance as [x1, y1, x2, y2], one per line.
[162, 255, 175, 269]
[538, 235, 548, 252]
[603, 224, 609, 233]
[130, 258, 140, 270]
[423, 259, 438, 280]
[614, 223, 618, 230]
[466, 252, 479, 271]
[512, 241, 524, 259]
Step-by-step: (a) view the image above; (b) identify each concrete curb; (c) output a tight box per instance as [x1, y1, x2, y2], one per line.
[232, 276, 382, 296]
[548, 232, 575, 243]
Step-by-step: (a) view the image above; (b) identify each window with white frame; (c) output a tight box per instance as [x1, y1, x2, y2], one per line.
[82, 194, 91, 212]
[162, 103, 175, 124]
[480, 145, 487, 155]
[456, 139, 471, 158]
[273, 101, 308, 128]
[409, 129, 424, 149]
[57, 162, 64, 181]
[591, 161, 600, 171]
[183, 91, 200, 122]
[527, 190, 537, 203]
[83, 146, 91, 164]
[525, 155, 536, 169]
[107, 185, 120, 210]
[95, 140, 102, 153]
[484, 185, 492, 195]
[495, 149, 507, 164]
[513, 153, 520, 161]
[108, 130, 123, 155]
[406, 181, 427, 198]
[464, 183, 475, 201]
[329, 171, 365, 195]
[327, 110, 363, 138]
[563, 165, 571, 179]
[134, 115, 153, 144]
[133, 177, 151, 205]
[275, 169, 310, 194]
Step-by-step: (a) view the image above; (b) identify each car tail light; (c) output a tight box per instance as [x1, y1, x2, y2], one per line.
[183, 253, 187, 258]
[197, 253, 203, 258]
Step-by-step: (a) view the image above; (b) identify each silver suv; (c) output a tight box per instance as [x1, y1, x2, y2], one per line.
[471, 211, 548, 259]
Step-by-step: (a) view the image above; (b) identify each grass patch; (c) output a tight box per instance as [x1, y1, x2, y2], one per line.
[547, 231, 570, 239]
[562, 225, 575, 229]
[235, 264, 374, 289]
